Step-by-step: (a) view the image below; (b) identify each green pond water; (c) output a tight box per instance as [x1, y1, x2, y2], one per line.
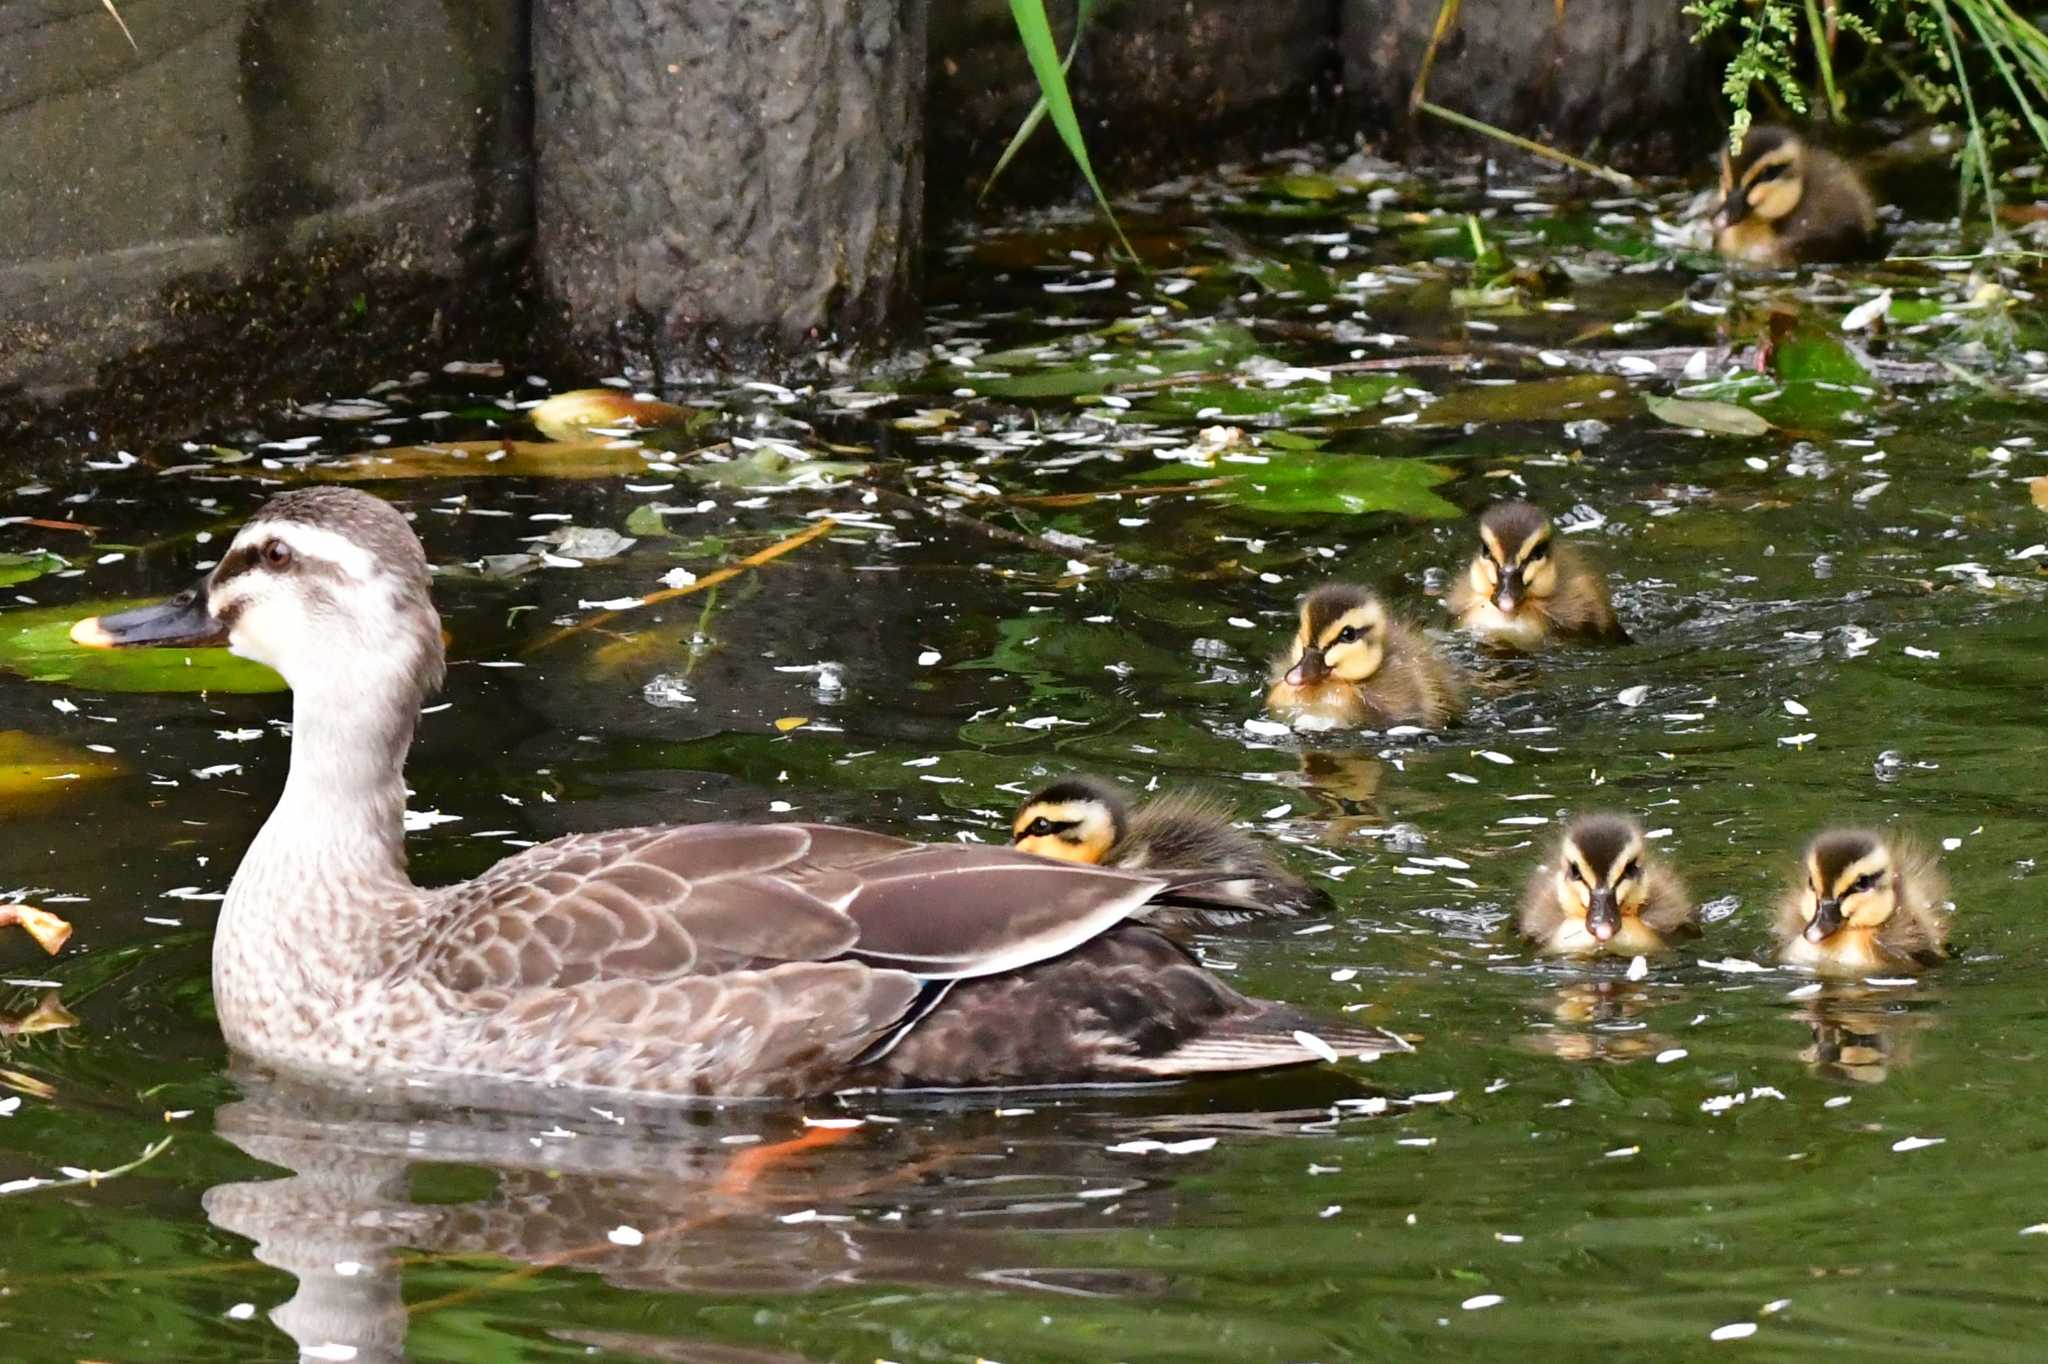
[2, 152, 2047, 1362]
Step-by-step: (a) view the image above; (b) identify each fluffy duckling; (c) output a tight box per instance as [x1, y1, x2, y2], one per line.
[1775, 829, 1950, 975]
[1266, 584, 1464, 730]
[1712, 125, 1878, 267]
[1520, 814, 1697, 958]
[1446, 502, 1627, 647]
[1010, 775, 1330, 924]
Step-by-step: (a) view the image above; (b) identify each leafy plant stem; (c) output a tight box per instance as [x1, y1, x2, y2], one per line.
[1006, 0, 1136, 262]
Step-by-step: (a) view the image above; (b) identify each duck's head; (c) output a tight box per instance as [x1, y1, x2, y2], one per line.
[1010, 776, 1128, 864]
[71, 488, 444, 701]
[1280, 584, 1386, 688]
[1552, 813, 1651, 944]
[1795, 829, 1899, 943]
[1713, 125, 1806, 238]
[1467, 502, 1556, 616]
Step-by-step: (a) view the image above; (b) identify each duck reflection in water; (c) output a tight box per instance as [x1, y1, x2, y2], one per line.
[1518, 980, 1681, 1065]
[1794, 983, 1931, 1086]
[203, 1067, 1376, 1363]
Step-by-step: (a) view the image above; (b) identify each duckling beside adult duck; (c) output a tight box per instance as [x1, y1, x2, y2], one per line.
[1010, 774, 1331, 924]
[1265, 584, 1465, 730]
[71, 489, 1402, 1100]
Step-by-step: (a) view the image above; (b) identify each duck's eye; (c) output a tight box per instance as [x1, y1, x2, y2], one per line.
[1851, 873, 1880, 895]
[1025, 817, 1054, 838]
[1524, 542, 1550, 563]
[1336, 625, 1359, 644]
[1566, 864, 1585, 884]
[1621, 861, 1641, 881]
[262, 539, 293, 569]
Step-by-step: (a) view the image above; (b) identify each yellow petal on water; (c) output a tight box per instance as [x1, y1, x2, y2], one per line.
[530, 389, 695, 443]
[0, 904, 73, 955]
[2032, 477, 2048, 511]
[0, 732, 124, 814]
[584, 631, 670, 676]
[773, 717, 810, 733]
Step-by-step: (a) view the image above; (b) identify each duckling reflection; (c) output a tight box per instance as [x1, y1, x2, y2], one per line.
[1774, 828, 1951, 976]
[1447, 503, 1627, 648]
[1711, 125, 1879, 267]
[1266, 584, 1464, 730]
[1794, 984, 1928, 1086]
[1517, 981, 1680, 1065]
[1010, 775, 1330, 924]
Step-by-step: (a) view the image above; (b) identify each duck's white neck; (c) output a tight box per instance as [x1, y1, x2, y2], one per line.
[215, 669, 427, 1050]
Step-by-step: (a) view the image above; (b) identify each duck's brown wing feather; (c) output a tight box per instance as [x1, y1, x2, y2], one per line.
[427, 823, 1182, 993]
[859, 926, 1402, 1089]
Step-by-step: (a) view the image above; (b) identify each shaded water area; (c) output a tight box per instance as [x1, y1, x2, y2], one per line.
[3, 150, 2048, 1361]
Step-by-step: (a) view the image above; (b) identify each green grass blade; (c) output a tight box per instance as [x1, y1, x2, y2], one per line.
[1803, 0, 1844, 118]
[982, 0, 1096, 201]
[1006, 0, 1136, 262]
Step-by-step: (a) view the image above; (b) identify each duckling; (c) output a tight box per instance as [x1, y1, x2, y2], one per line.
[1266, 584, 1465, 730]
[1711, 125, 1878, 267]
[1520, 813, 1696, 958]
[1010, 775, 1331, 924]
[1446, 502, 1627, 647]
[1775, 829, 1950, 976]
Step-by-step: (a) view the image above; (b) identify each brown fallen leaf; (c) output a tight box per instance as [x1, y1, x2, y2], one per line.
[2031, 476, 2047, 512]
[0, 1068, 55, 1099]
[530, 389, 696, 443]
[0, 993, 75, 1037]
[0, 904, 72, 955]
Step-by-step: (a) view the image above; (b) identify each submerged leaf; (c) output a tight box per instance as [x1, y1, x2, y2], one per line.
[683, 448, 867, 490]
[0, 731, 123, 813]
[0, 552, 66, 588]
[1419, 375, 1635, 428]
[2033, 477, 2048, 512]
[1645, 395, 1773, 437]
[0, 602, 284, 694]
[312, 439, 670, 482]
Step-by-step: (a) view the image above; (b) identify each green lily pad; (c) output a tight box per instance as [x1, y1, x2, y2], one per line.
[682, 447, 868, 490]
[1156, 452, 1459, 518]
[1144, 372, 1404, 423]
[1420, 374, 1636, 428]
[1645, 395, 1774, 437]
[0, 552, 66, 588]
[0, 601, 284, 694]
[968, 324, 1258, 400]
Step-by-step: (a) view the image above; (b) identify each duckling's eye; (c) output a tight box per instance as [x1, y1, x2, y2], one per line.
[1524, 543, 1550, 563]
[1336, 625, 1360, 644]
[262, 539, 293, 569]
[1025, 817, 1054, 838]
[1621, 861, 1641, 881]
[1566, 864, 1585, 884]
[1850, 873, 1881, 895]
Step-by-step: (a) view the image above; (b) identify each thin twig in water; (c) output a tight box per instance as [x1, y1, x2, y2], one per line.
[1409, 0, 1464, 112]
[1415, 100, 1640, 190]
[1, 1135, 173, 1198]
[859, 485, 1139, 574]
[521, 518, 839, 655]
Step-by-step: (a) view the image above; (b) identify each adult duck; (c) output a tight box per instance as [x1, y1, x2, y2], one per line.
[73, 489, 1397, 1099]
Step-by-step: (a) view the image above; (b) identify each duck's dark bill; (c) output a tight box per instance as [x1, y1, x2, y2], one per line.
[69, 585, 226, 650]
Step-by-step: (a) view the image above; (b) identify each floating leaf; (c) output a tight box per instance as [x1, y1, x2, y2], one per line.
[0, 552, 66, 588]
[774, 717, 810, 733]
[683, 448, 867, 491]
[0, 904, 73, 955]
[1645, 395, 1773, 437]
[2033, 477, 2048, 512]
[1146, 372, 1403, 423]
[1174, 452, 1460, 519]
[311, 439, 670, 482]
[530, 389, 697, 443]
[0, 601, 284, 693]
[0, 731, 123, 814]
[1420, 375, 1635, 428]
